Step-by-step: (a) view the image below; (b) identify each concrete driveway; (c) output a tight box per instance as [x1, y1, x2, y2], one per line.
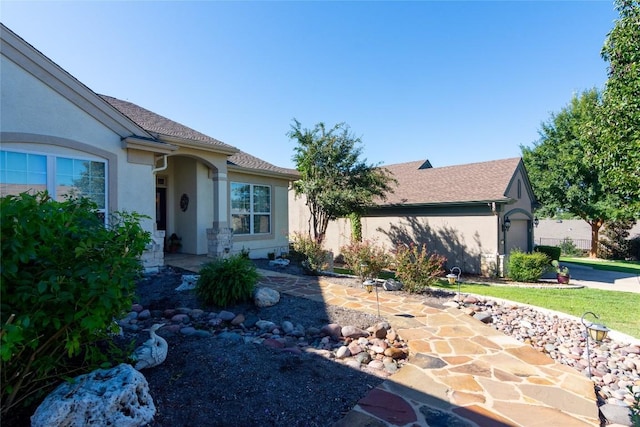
[561, 262, 640, 293]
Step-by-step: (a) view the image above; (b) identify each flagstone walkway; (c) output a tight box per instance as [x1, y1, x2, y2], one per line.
[256, 271, 600, 427]
[166, 255, 600, 426]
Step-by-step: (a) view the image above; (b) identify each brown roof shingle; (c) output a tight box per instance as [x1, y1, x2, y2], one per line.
[100, 95, 237, 152]
[101, 95, 298, 178]
[227, 151, 299, 177]
[382, 157, 522, 205]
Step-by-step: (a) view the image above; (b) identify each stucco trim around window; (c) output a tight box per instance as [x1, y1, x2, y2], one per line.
[0, 132, 118, 210]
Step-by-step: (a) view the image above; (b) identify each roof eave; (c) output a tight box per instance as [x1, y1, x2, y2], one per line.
[154, 134, 239, 156]
[377, 198, 513, 209]
[227, 164, 300, 180]
[122, 136, 178, 155]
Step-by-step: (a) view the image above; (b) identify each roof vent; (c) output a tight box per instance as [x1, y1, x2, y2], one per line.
[418, 160, 433, 169]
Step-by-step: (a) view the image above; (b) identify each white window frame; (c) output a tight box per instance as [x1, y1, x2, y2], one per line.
[230, 182, 271, 235]
[0, 149, 108, 222]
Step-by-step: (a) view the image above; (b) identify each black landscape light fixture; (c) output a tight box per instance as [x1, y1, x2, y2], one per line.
[581, 311, 610, 378]
[534, 217, 540, 228]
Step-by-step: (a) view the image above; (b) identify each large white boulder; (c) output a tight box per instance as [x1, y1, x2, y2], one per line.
[253, 286, 280, 308]
[31, 363, 155, 427]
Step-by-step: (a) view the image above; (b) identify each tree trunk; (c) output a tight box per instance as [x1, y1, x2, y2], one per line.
[590, 220, 603, 258]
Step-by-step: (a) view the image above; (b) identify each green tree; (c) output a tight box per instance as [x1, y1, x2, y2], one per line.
[599, 0, 640, 203]
[522, 89, 633, 258]
[288, 119, 395, 244]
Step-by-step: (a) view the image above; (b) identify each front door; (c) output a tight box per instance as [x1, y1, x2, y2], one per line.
[156, 187, 166, 231]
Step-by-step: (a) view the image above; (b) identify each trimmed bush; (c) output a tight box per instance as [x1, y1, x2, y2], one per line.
[1, 192, 150, 416]
[340, 239, 390, 282]
[196, 255, 259, 307]
[508, 250, 550, 282]
[533, 245, 561, 261]
[393, 243, 445, 293]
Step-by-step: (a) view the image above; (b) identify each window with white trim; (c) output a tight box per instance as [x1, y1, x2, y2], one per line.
[230, 182, 271, 235]
[0, 150, 107, 219]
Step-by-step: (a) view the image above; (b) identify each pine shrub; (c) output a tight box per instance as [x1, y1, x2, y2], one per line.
[196, 255, 259, 307]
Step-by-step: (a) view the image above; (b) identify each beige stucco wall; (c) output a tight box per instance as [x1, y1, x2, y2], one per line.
[501, 168, 535, 254]
[289, 190, 503, 274]
[0, 54, 155, 230]
[1, 49, 164, 270]
[357, 215, 498, 274]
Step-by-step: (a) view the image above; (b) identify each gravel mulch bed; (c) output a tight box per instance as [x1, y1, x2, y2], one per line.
[131, 261, 454, 427]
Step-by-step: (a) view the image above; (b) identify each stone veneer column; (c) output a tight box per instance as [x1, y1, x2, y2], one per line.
[207, 227, 233, 258]
[480, 253, 498, 278]
[141, 229, 165, 273]
[206, 170, 233, 258]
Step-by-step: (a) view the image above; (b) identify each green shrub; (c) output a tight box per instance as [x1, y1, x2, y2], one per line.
[340, 239, 390, 282]
[290, 232, 327, 274]
[533, 245, 561, 261]
[508, 250, 550, 282]
[393, 243, 445, 293]
[559, 238, 583, 257]
[1, 192, 150, 416]
[196, 255, 259, 306]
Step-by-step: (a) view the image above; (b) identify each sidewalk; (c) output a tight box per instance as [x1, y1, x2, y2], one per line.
[165, 255, 601, 426]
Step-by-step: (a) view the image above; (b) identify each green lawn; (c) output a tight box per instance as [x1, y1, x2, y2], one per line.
[561, 257, 640, 274]
[435, 280, 640, 339]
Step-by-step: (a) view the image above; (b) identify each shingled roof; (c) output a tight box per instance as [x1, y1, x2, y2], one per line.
[101, 95, 298, 178]
[381, 157, 523, 205]
[101, 95, 238, 153]
[227, 151, 299, 178]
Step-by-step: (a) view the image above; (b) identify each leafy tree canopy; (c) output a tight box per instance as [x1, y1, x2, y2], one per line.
[599, 0, 640, 202]
[522, 89, 633, 256]
[288, 119, 395, 244]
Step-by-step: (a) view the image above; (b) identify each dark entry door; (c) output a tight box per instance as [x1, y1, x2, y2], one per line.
[156, 187, 166, 231]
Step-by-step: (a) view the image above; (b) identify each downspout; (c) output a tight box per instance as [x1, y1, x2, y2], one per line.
[152, 155, 168, 173]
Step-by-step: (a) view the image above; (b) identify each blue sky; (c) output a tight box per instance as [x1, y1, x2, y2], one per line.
[1, 1, 618, 170]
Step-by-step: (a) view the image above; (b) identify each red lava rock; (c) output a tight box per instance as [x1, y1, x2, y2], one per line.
[357, 388, 417, 425]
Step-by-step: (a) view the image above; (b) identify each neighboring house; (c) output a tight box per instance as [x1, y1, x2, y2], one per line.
[290, 157, 537, 276]
[0, 24, 298, 271]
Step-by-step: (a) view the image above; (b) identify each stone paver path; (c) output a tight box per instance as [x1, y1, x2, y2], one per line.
[166, 255, 600, 426]
[256, 271, 599, 427]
